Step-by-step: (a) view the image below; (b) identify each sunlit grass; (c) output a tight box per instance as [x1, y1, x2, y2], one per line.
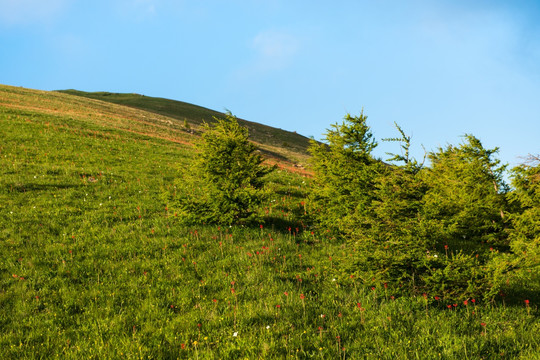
[1, 85, 538, 359]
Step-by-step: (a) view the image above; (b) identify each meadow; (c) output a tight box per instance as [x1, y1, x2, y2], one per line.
[1, 85, 538, 359]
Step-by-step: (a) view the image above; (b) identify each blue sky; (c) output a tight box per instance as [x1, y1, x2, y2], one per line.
[1, 0, 539, 168]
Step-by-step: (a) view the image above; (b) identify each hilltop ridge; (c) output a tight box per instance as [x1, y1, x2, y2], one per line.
[58, 89, 313, 167]
[0, 84, 312, 175]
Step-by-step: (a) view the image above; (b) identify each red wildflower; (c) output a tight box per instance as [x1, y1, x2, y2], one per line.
[300, 294, 305, 300]
[525, 299, 530, 305]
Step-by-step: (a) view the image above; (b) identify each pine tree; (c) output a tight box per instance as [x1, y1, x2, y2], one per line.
[352, 123, 432, 286]
[508, 155, 540, 269]
[308, 112, 383, 235]
[422, 135, 509, 247]
[170, 114, 273, 225]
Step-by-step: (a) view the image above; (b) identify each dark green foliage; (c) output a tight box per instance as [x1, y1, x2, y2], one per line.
[350, 124, 434, 289]
[422, 135, 509, 247]
[169, 114, 273, 225]
[309, 116, 511, 300]
[420, 252, 510, 301]
[508, 155, 540, 269]
[352, 166, 433, 288]
[308, 112, 384, 234]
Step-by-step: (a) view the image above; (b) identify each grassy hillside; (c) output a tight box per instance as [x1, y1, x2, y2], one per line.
[1, 84, 539, 359]
[58, 89, 313, 167]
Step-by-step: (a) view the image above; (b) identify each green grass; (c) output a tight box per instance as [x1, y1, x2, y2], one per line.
[1, 84, 539, 359]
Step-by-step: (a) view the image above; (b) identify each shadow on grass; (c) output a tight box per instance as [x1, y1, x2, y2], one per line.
[7, 183, 80, 192]
[262, 215, 304, 234]
[502, 271, 540, 307]
[258, 148, 290, 162]
[274, 188, 305, 198]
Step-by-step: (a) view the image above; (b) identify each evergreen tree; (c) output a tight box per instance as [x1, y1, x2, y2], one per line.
[169, 114, 273, 225]
[308, 112, 384, 235]
[422, 135, 509, 247]
[508, 155, 540, 269]
[352, 123, 432, 286]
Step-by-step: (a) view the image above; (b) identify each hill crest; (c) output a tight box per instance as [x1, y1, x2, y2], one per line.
[1, 84, 311, 175]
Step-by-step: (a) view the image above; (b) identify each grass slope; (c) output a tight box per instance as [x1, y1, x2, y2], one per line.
[1, 84, 539, 359]
[58, 89, 313, 167]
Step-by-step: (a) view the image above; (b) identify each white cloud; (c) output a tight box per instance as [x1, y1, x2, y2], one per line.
[251, 29, 300, 71]
[131, 0, 157, 15]
[116, 0, 160, 20]
[0, 0, 69, 26]
[229, 29, 301, 85]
